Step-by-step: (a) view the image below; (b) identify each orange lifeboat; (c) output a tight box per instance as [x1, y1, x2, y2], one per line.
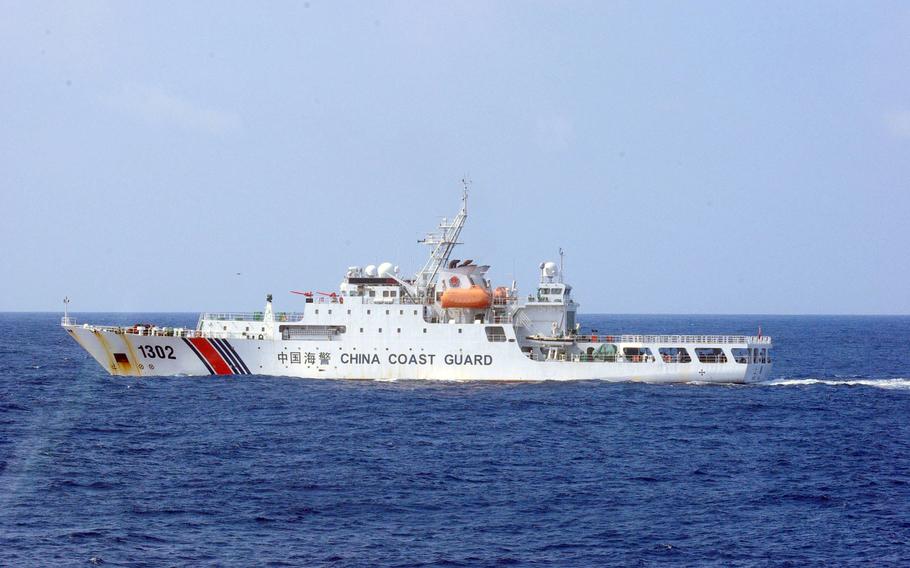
[441, 285, 492, 309]
[493, 286, 510, 299]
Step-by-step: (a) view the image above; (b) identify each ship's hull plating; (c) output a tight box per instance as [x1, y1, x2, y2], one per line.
[64, 325, 772, 384]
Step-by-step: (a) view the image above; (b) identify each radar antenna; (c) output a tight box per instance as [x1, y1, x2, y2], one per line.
[414, 185, 469, 301]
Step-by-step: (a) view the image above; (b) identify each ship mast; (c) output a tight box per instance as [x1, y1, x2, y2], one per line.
[414, 182, 469, 301]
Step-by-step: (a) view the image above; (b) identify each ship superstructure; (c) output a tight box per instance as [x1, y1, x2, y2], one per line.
[63, 190, 772, 383]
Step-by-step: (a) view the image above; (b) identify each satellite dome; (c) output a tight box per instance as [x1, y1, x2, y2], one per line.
[543, 261, 559, 278]
[364, 264, 377, 277]
[377, 262, 394, 277]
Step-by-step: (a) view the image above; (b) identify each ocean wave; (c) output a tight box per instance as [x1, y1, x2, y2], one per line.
[763, 378, 910, 390]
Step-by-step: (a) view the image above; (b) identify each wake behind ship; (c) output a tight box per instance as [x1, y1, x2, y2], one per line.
[63, 189, 772, 383]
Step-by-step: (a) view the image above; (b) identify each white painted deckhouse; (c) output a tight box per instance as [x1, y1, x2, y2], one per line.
[63, 188, 772, 383]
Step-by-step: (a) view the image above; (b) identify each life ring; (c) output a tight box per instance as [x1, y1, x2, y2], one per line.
[606, 335, 614, 342]
[449, 275, 460, 287]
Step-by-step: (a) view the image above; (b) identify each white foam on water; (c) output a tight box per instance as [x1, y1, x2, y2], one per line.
[763, 378, 910, 390]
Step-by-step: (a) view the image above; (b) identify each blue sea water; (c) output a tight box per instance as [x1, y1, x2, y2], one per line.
[1, 313, 908, 567]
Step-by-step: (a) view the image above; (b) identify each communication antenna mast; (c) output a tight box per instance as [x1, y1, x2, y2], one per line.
[558, 248, 565, 283]
[414, 184, 469, 300]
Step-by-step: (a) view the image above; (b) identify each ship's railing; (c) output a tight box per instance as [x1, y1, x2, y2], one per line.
[526, 352, 766, 363]
[199, 312, 305, 322]
[72, 323, 252, 339]
[61, 316, 77, 326]
[573, 334, 771, 345]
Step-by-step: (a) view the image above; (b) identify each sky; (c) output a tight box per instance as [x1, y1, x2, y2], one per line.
[1, 1, 908, 314]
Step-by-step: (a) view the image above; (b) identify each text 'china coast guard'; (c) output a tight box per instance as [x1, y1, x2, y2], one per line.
[62, 188, 772, 383]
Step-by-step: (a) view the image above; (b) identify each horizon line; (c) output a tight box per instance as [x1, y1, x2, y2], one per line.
[2, 311, 908, 317]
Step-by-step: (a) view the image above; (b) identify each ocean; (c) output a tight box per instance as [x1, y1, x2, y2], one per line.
[1, 313, 908, 566]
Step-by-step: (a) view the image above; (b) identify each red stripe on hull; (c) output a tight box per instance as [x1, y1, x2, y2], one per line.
[188, 338, 233, 375]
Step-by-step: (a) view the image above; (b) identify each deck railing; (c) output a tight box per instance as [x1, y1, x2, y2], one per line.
[70, 324, 250, 339]
[199, 312, 305, 322]
[574, 334, 771, 345]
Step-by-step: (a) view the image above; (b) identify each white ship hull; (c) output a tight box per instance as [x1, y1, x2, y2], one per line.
[63, 322, 772, 384]
[62, 189, 773, 384]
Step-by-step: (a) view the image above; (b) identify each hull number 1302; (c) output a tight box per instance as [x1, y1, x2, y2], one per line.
[138, 345, 176, 359]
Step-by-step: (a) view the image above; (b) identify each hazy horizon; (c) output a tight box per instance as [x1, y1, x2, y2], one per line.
[3, 2, 908, 314]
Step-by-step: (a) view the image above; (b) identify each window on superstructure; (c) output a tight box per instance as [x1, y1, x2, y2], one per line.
[347, 310, 351, 315]
[391, 290, 397, 297]
[315, 310, 319, 314]
[659, 347, 691, 363]
[397, 328, 401, 333]
[458, 328, 462, 334]
[413, 310, 417, 315]
[731, 348, 749, 364]
[399, 310, 404, 315]
[385, 310, 390, 315]
[382, 291, 389, 297]
[367, 310, 371, 315]
[423, 328, 427, 333]
[623, 347, 653, 362]
[695, 348, 727, 364]
[328, 310, 332, 314]
[485, 326, 506, 342]
[378, 328, 382, 333]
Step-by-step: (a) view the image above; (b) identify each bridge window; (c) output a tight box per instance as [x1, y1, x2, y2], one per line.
[623, 347, 653, 362]
[731, 348, 749, 364]
[695, 348, 727, 363]
[659, 347, 691, 363]
[485, 326, 506, 342]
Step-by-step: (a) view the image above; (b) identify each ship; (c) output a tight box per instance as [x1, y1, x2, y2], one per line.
[62, 189, 772, 383]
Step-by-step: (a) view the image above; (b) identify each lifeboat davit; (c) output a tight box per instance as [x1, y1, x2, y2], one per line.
[441, 285, 492, 309]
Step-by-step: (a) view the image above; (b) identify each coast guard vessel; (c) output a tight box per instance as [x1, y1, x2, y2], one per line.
[62, 189, 772, 383]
